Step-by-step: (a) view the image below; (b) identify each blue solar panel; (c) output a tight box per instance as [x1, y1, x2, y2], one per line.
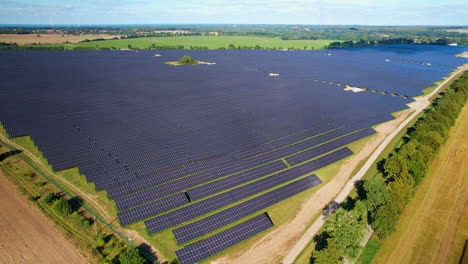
[145, 159, 323, 234]
[173, 174, 322, 244]
[186, 160, 286, 201]
[175, 213, 273, 264]
[118, 192, 189, 226]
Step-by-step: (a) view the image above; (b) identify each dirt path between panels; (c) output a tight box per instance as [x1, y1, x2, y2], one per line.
[372, 104, 468, 264]
[0, 172, 86, 264]
[217, 67, 464, 264]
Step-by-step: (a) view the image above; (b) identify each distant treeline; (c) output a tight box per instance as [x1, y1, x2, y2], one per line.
[309, 72, 468, 264]
[325, 38, 414, 49]
[325, 37, 461, 49]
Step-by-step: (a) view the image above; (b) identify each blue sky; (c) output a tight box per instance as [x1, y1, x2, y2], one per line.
[0, 0, 466, 25]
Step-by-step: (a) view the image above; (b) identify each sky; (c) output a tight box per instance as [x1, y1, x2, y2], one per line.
[0, 0, 467, 26]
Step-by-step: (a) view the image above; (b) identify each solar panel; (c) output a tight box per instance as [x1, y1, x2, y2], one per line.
[285, 128, 374, 166]
[175, 213, 273, 264]
[186, 160, 286, 201]
[145, 159, 323, 234]
[173, 174, 321, 244]
[117, 192, 189, 226]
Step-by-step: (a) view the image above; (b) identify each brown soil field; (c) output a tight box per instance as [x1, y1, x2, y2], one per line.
[372, 103, 468, 264]
[0, 34, 115, 45]
[0, 172, 86, 264]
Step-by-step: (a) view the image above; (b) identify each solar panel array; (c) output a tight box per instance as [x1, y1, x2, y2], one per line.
[145, 158, 325, 233]
[0, 44, 466, 262]
[173, 174, 322, 244]
[175, 213, 273, 264]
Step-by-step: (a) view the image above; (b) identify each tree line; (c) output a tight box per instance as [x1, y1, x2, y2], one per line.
[325, 38, 415, 49]
[310, 72, 468, 263]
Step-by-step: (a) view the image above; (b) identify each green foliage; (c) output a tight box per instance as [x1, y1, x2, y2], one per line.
[311, 238, 342, 264]
[363, 177, 389, 212]
[324, 201, 368, 260]
[371, 200, 399, 239]
[97, 234, 106, 246]
[178, 56, 197, 65]
[366, 73, 468, 241]
[406, 151, 428, 184]
[79, 218, 91, 228]
[34, 182, 45, 187]
[418, 131, 444, 152]
[383, 153, 408, 181]
[72, 46, 98, 51]
[170, 259, 180, 264]
[43, 192, 58, 205]
[326, 38, 414, 49]
[54, 196, 73, 215]
[117, 247, 146, 264]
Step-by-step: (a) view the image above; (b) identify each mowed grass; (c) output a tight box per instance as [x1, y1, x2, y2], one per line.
[45, 36, 337, 50]
[372, 104, 468, 264]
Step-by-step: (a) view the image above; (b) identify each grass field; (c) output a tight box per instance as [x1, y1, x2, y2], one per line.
[42, 36, 337, 50]
[372, 103, 468, 264]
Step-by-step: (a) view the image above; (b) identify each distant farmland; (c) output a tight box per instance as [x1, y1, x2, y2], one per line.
[43, 36, 337, 50]
[0, 33, 115, 45]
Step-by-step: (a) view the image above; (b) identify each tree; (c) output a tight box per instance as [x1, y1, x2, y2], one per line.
[178, 56, 197, 65]
[54, 197, 73, 215]
[398, 141, 417, 159]
[363, 177, 389, 212]
[383, 153, 408, 181]
[388, 175, 414, 210]
[311, 238, 342, 264]
[371, 200, 400, 239]
[406, 151, 428, 184]
[118, 247, 146, 264]
[418, 131, 443, 152]
[324, 201, 368, 260]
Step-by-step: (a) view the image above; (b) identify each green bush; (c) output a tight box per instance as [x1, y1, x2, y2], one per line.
[80, 219, 91, 228]
[43, 192, 58, 205]
[117, 247, 146, 264]
[34, 182, 45, 187]
[178, 56, 197, 65]
[54, 197, 73, 215]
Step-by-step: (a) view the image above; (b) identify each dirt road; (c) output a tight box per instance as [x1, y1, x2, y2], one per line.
[0, 172, 86, 264]
[372, 104, 468, 264]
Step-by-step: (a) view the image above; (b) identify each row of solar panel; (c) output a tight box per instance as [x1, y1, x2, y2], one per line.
[175, 213, 273, 264]
[120, 146, 351, 228]
[143, 158, 326, 233]
[115, 127, 361, 217]
[115, 160, 286, 211]
[284, 128, 375, 166]
[108, 116, 383, 201]
[173, 174, 323, 244]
